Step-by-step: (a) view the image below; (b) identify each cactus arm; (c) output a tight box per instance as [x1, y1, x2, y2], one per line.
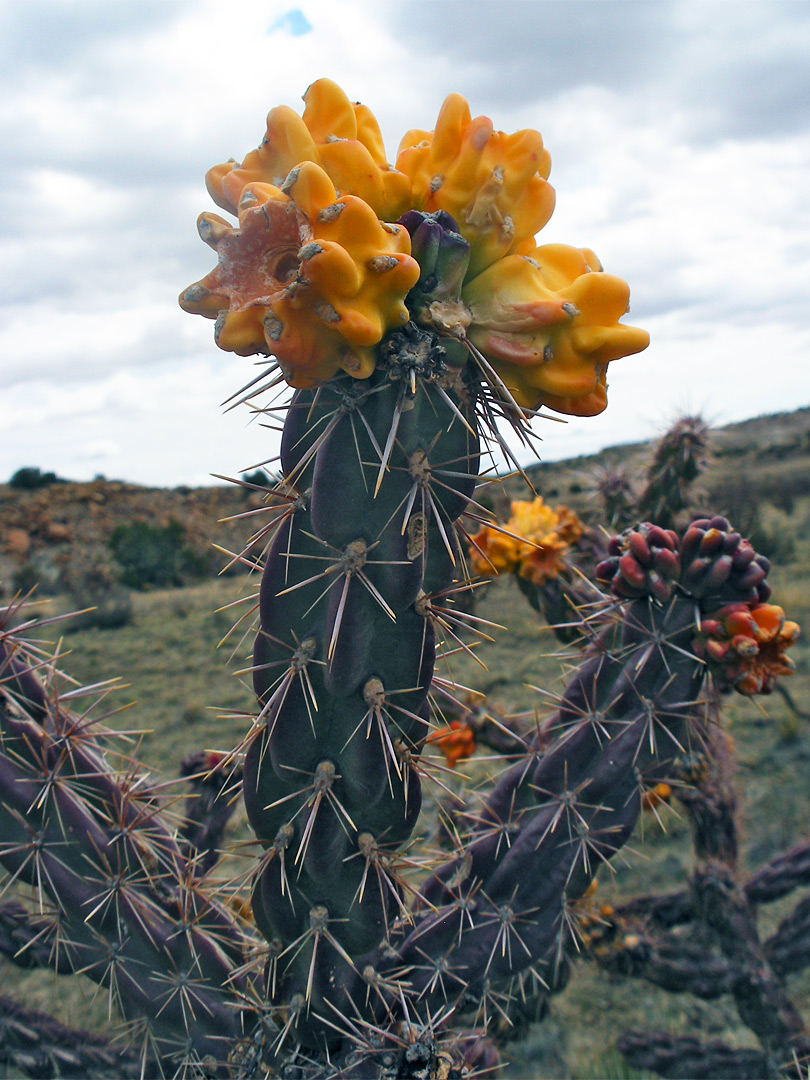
[0, 630, 252, 1069]
[618, 1031, 769, 1080]
[0, 994, 144, 1079]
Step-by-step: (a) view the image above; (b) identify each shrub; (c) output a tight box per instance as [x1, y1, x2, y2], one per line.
[240, 468, 272, 490]
[8, 466, 66, 489]
[109, 519, 206, 590]
[59, 549, 134, 631]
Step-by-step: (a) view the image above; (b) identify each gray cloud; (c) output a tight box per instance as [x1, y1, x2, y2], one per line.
[380, 1, 667, 101]
[0, 1, 191, 77]
[378, 0, 810, 140]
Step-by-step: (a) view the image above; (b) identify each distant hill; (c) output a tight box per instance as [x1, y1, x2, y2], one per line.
[512, 405, 810, 520]
[0, 477, 265, 598]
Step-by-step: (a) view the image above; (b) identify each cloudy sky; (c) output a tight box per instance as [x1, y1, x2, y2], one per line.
[2, 0, 809, 487]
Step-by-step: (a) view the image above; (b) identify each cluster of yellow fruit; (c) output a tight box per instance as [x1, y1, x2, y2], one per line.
[469, 496, 584, 586]
[181, 79, 648, 412]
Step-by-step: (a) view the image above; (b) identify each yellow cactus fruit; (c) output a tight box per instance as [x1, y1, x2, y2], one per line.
[463, 244, 650, 415]
[206, 78, 411, 223]
[397, 93, 555, 277]
[179, 162, 419, 387]
[184, 81, 649, 402]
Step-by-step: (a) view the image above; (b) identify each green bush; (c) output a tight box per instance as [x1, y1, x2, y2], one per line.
[109, 519, 206, 590]
[240, 468, 272, 490]
[9, 466, 66, 489]
[60, 551, 134, 631]
[64, 581, 134, 631]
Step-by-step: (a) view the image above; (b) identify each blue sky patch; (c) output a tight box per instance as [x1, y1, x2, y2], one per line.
[268, 9, 313, 36]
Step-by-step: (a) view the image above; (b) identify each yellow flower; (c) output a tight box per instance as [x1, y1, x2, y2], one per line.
[463, 244, 650, 415]
[397, 93, 555, 277]
[469, 498, 582, 585]
[206, 78, 412, 223]
[179, 161, 419, 387]
[510, 497, 573, 586]
[510, 496, 560, 542]
[468, 522, 524, 577]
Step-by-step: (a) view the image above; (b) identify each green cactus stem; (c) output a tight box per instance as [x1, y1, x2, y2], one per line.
[243, 325, 484, 1047]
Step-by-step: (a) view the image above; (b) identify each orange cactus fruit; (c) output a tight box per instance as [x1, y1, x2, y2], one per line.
[695, 602, 800, 696]
[463, 244, 650, 414]
[427, 720, 476, 767]
[205, 78, 412, 223]
[179, 162, 419, 387]
[642, 782, 673, 810]
[397, 93, 555, 277]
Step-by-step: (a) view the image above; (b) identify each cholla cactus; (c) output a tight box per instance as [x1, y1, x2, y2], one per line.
[636, 413, 711, 530]
[8, 78, 801, 1080]
[180, 78, 649, 1059]
[0, 601, 252, 1074]
[590, 413, 712, 535]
